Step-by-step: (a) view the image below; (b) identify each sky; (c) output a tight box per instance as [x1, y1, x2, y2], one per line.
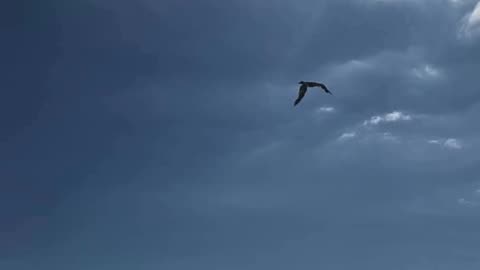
[2, 0, 480, 269]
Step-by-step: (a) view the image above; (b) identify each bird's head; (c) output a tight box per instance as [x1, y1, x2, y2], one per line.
[298, 81, 305, 84]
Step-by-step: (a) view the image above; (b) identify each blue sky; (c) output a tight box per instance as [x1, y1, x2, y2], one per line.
[2, 0, 480, 269]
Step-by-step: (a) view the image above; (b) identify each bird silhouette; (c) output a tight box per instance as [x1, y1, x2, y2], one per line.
[294, 81, 332, 106]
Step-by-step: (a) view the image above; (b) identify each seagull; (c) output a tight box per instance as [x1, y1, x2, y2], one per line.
[294, 81, 332, 106]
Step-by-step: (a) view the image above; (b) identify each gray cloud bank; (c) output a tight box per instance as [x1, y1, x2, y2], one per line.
[2, 0, 480, 269]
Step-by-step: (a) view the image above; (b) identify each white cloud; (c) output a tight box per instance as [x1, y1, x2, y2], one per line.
[458, 198, 480, 207]
[363, 111, 412, 126]
[427, 138, 464, 149]
[457, 185, 480, 207]
[335, 110, 412, 145]
[338, 132, 356, 141]
[444, 138, 463, 149]
[316, 106, 335, 113]
[412, 64, 441, 79]
[331, 59, 372, 74]
[381, 132, 400, 142]
[458, 1, 480, 39]
[468, 1, 480, 25]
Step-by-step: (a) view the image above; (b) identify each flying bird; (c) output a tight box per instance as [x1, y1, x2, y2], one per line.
[294, 81, 332, 106]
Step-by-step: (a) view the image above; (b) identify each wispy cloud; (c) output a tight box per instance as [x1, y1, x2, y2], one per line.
[457, 184, 480, 207]
[444, 138, 463, 149]
[363, 111, 412, 126]
[427, 138, 464, 149]
[338, 132, 356, 141]
[412, 64, 441, 79]
[458, 1, 480, 39]
[316, 106, 335, 113]
[458, 198, 480, 207]
[380, 132, 400, 142]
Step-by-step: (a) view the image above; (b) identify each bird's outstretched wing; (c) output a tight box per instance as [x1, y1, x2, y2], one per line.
[308, 82, 332, 95]
[294, 84, 308, 106]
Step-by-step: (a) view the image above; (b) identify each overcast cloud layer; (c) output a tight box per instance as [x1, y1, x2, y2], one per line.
[2, 0, 480, 269]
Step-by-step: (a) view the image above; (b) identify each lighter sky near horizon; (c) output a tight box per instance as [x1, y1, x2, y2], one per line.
[2, 1, 480, 269]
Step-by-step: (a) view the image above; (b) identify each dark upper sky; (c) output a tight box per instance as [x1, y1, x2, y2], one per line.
[2, 0, 480, 269]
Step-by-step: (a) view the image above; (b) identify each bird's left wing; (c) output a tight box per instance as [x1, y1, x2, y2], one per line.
[309, 82, 332, 94]
[309, 82, 326, 88]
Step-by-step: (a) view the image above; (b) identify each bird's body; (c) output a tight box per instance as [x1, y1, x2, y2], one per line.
[294, 81, 332, 106]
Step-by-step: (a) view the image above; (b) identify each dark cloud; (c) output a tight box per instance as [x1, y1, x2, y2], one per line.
[2, 0, 480, 269]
